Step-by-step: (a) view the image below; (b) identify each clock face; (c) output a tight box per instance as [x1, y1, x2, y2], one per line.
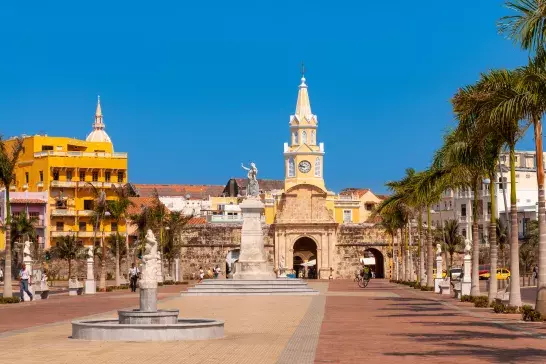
[298, 160, 311, 173]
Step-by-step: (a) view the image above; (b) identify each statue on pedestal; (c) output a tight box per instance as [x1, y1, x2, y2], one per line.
[87, 246, 94, 262]
[464, 239, 471, 258]
[142, 229, 159, 283]
[241, 162, 259, 197]
[23, 241, 32, 261]
[436, 243, 442, 258]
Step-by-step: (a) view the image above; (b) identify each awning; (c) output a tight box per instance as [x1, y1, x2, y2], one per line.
[300, 259, 316, 267]
[360, 257, 376, 265]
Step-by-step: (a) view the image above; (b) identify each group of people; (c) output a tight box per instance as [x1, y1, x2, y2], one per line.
[198, 265, 222, 283]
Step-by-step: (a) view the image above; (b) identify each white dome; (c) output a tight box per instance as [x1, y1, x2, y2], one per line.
[86, 129, 111, 143]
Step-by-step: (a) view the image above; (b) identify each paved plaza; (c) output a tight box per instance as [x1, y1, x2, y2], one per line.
[1, 280, 546, 363]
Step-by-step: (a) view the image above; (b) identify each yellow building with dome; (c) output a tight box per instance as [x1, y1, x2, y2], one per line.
[3, 97, 128, 249]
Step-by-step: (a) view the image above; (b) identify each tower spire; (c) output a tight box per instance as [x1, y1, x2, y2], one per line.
[93, 95, 104, 129]
[86, 95, 111, 143]
[295, 63, 311, 117]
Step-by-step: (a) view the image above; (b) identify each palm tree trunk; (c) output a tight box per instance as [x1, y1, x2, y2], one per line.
[499, 163, 511, 236]
[509, 146, 522, 307]
[400, 228, 406, 281]
[405, 225, 410, 281]
[426, 206, 434, 288]
[99, 231, 106, 291]
[3, 223, 12, 298]
[115, 236, 121, 287]
[488, 172, 498, 304]
[534, 117, 546, 314]
[418, 210, 425, 286]
[68, 258, 72, 278]
[471, 180, 480, 296]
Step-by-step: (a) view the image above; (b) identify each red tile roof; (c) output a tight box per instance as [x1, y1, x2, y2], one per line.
[187, 216, 206, 225]
[10, 199, 47, 204]
[340, 188, 370, 197]
[133, 184, 225, 199]
[127, 197, 157, 216]
[376, 194, 389, 200]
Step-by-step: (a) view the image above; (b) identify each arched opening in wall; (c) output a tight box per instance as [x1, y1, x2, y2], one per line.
[362, 248, 385, 278]
[293, 237, 318, 279]
[226, 249, 240, 278]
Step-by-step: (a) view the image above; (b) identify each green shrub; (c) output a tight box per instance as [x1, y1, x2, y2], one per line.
[521, 305, 543, 321]
[492, 302, 505, 313]
[473, 296, 489, 308]
[420, 286, 434, 291]
[158, 282, 164, 287]
[0, 297, 21, 304]
[105, 286, 114, 292]
[163, 280, 175, 285]
[505, 305, 519, 314]
[461, 295, 473, 302]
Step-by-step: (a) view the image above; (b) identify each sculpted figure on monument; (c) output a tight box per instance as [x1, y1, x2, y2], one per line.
[436, 243, 442, 257]
[87, 246, 94, 260]
[464, 239, 471, 256]
[241, 162, 259, 197]
[23, 241, 32, 259]
[142, 229, 159, 281]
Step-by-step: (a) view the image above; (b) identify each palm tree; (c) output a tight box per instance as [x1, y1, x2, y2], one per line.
[497, 219, 510, 268]
[442, 219, 464, 274]
[87, 183, 109, 291]
[108, 184, 133, 286]
[0, 136, 24, 297]
[499, 2, 546, 314]
[49, 235, 84, 279]
[107, 232, 127, 267]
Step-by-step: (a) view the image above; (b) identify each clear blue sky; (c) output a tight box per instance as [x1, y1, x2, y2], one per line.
[0, 1, 533, 193]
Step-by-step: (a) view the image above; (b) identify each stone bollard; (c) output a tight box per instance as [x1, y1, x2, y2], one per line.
[85, 246, 96, 294]
[461, 240, 471, 296]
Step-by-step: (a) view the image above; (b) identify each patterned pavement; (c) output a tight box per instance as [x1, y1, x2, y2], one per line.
[1, 280, 545, 363]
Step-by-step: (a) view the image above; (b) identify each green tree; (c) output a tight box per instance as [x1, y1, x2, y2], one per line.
[497, 219, 510, 268]
[164, 211, 192, 277]
[441, 219, 464, 274]
[87, 183, 109, 291]
[10, 212, 38, 264]
[49, 235, 85, 279]
[107, 184, 133, 285]
[0, 136, 24, 297]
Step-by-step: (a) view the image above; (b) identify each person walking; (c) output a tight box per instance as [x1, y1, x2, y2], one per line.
[128, 263, 140, 292]
[198, 267, 204, 283]
[213, 265, 221, 279]
[0, 266, 3, 282]
[19, 263, 33, 302]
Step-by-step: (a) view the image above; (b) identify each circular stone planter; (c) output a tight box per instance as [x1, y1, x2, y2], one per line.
[71, 318, 224, 341]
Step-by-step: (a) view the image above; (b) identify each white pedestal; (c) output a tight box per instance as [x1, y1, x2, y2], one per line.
[233, 198, 275, 280]
[434, 256, 443, 293]
[461, 254, 471, 296]
[85, 280, 96, 294]
[175, 258, 180, 282]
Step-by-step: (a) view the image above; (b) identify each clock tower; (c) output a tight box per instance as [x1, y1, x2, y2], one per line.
[284, 72, 326, 191]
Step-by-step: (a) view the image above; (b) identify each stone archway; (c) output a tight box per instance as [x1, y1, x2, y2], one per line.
[364, 248, 385, 278]
[293, 236, 318, 279]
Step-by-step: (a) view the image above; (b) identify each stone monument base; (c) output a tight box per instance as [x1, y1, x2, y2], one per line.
[140, 288, 158, 312]
[233, 261, 275, 280]
[85, 280, 96, 295]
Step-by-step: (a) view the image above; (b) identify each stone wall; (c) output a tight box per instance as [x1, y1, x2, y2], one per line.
[179, 224, 274, 280]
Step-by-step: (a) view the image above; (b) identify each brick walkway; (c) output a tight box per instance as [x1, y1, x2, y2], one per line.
[315, 280, 546, 364]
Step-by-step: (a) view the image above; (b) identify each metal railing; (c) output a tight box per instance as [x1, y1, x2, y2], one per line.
[51, 209, 77, 216]
[50, 180, 78, 188]
[34, 151, 128, 159]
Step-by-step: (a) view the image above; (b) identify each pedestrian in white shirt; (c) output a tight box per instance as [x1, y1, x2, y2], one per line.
[0, 267, 4, 282]
[19, 264, 33, 302]
[128, 263, 140, 292]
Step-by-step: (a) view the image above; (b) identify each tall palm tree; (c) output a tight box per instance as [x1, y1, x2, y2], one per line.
[108, 184, 133, 286]
[0, 136, 24, 298]
[497, 219, 510, 268]
[87, 183, 109, 291]
[49, 235, 84, 279]
[499, 1, 546, 314]
[442, 219, 464, 274]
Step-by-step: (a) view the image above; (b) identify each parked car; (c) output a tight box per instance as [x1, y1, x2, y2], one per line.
[479, 264, 491, 280]
[479, 268, 511, 280]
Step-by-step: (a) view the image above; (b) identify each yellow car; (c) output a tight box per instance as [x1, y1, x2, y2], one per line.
[432, 269, 447, 278]
[479, 268, 511, 280]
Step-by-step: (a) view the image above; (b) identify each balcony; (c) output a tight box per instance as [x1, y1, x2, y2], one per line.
[76, 231, 95, 238]
[51, 208, 77, 216]
[50, 180, 77, 188]
[22, 183, 28, 190]
[50, 231, 73, 237]
[34, 151, 128, 159]
[458, 215, 469, 223]
[207, 214, 244, 223]
[79, 210, 94, 216]
[37, 181, 44, 188]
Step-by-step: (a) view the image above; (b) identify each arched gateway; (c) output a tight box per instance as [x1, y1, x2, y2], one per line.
[293, 236, 318, 278]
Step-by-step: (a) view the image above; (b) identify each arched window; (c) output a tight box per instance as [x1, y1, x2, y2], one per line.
[315, 157, 321, 177]
[311, 130, 316, 144]
[293, 131, 298, 145]
[288, 158, 295, 177]
[302, 131, 307, 144]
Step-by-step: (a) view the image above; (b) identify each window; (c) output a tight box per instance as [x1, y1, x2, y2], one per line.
[111, 222, 118, 232]
[526, 174, 531, 178]
[288, 158, 295, 177]
[461, 204, 467, 217]
[56, 222, 64, 231]
[41, 145, 53, 151]
[117, 171, 124, 183]
[365, 203, 374, 211]
[79, 222, 86, 232]
[84, 200, 93, 210]
[39, 171, 43, 182]
[25, 172, 29, 184]
[487, 202, 491, 215]
[67, 170, 73, 181]
[293, 131, 298, 144]
[302, 131, 307, 144]
[449, 201, 452, 209]
[343, 210, 352, 222]
[105, 171, 111, 182]
[79, 171, 85, 181]
[53, 171, 59, 181]
[462, 229, 467, 239]
[314, 157, 321, 177]
[311, 130, 316, 144]
[29, 212, 39, 219]
[92, 172, 98, 182]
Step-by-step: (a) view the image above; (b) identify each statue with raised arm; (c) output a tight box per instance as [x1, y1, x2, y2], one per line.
[241, 162, 259, 197]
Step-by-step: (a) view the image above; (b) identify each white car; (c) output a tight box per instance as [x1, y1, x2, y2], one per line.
[450, 267, 463, 280]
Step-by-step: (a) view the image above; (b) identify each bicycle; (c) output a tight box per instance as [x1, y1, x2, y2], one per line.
[357, 274, 371, 288]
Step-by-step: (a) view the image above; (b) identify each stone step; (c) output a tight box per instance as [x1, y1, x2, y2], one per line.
[182, 289, 319, 296]
[192, 284, 310, 289]
[199, 280, 305, 285]
[188, 286, 316, 292]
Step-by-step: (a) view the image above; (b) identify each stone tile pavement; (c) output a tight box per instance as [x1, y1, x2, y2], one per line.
[1, 279, 546, 364]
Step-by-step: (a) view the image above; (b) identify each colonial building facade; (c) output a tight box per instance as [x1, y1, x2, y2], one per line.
[177, 74, 391, 280]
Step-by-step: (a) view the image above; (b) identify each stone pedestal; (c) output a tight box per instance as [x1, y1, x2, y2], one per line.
[233, 198, 275, 280]
[461, 253, 471, 296]
[175, 258, 180, 282]
[434, 255, 443, 293]
[85, 257, 96, 295]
